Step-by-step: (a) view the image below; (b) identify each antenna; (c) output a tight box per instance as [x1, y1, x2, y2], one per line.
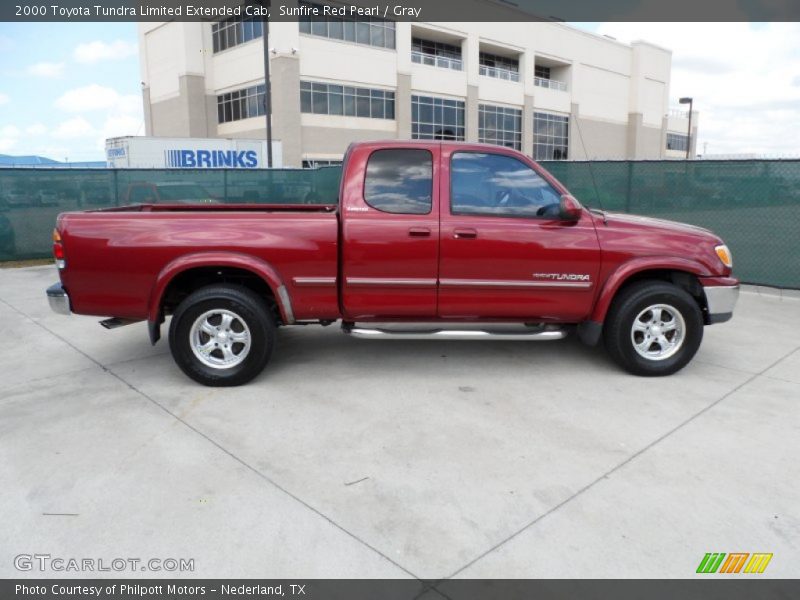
[573, 115, 604, 212]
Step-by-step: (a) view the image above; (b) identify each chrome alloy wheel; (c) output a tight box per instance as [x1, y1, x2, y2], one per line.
[630, 303, 686, 361]
[190, 309, 252, 369]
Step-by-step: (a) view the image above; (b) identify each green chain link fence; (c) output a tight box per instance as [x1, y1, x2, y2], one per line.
[0, 166, 341, 260]
[0, 160, 797, 288]
[540, 160, 800, 289]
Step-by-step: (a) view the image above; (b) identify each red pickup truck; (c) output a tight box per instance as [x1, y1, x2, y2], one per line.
[46, 141, 739, 386]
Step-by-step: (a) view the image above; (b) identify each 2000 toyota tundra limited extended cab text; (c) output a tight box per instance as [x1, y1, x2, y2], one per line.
[46, 141, 739, 386]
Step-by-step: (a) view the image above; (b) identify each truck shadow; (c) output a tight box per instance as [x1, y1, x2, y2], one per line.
[263, 325, 612, 381]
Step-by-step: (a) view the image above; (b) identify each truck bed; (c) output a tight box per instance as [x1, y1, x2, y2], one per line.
[57, 205, 341, 322]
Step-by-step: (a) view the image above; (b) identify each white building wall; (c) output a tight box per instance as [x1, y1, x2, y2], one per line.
[139, 15, 697, 164]
[140, 23, 184, 101]
[212, 43, 265, 92]
[301, 36, 398, 87]
[629, 41, 672, 127]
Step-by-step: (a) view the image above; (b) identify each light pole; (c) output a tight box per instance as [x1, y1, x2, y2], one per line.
[257, 0, 273, 168]
[679, 97, 693, 160]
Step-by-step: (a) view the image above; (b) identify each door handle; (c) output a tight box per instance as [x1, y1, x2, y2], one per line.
[408, 227, 431, 237]
[453, 228, 477, 239]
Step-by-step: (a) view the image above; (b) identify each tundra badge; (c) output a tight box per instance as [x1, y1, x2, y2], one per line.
[533, 273, 591, 282]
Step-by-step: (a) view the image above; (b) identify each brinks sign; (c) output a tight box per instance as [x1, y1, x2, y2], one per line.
[165, 149, 259, 168]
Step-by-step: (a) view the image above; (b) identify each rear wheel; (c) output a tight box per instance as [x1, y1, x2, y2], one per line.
[603, 280, 703, 376]
[168, 285, 275, 386]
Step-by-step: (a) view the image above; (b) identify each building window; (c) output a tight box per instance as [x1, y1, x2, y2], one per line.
[667, 133, 690, 152]
[479, 104, 522, 150]
[212, 17, 263, 53]
[479, 52, 519, 82]
[364, 149, 433, 215]
[411, 95, 465, 141]
[302, 159, 342, 169]
[300, 81, 395, 119]
[411, 37, 463, 71]
[217, 84, 265, 124]
[534, 112, 569, 160]
[298, 2, 395, 49]
[534, 65, 551, 79]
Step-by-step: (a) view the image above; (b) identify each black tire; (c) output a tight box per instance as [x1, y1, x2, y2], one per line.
[603, 280, 703, 376]
[168, 285, 275, 386]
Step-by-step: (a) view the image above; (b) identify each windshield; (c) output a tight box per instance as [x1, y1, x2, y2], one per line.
[157, 184, 211, 200]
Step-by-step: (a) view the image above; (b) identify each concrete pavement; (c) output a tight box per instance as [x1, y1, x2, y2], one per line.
[1, 265, 798, 579]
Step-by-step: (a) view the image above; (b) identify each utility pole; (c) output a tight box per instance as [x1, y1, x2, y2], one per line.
[259, 0, 273, 168]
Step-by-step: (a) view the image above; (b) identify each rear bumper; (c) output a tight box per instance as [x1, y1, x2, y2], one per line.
[703, 282, 739, 324]
[46, 282, 71, 315]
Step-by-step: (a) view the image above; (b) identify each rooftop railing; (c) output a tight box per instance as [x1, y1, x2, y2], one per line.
[668, 108, 690, 118]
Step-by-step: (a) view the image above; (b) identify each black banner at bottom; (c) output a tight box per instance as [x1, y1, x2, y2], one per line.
[4, 579, 800, 600]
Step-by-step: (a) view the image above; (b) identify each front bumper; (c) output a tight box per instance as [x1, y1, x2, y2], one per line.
[46, 282, 71, 315]
[703, 283, 739, 324]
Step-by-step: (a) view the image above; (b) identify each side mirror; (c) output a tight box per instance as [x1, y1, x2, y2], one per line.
[559, 194, 583, 221]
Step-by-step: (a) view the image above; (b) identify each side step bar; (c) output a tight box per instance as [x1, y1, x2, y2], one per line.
[342, 323, 566, 341]
[100, 317, 141, 330]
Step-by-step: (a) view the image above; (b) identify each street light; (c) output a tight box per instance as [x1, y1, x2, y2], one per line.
[679, 97, 693, 160]
[255, 0, 273, 168]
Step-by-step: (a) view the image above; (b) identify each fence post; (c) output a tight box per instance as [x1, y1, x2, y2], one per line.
[624, 161, 633, 213]
[113, 169, 119, 207]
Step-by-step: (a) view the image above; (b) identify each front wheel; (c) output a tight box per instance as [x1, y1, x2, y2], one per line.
[603, 280, 703, 376]
[168, 285, 275, 386]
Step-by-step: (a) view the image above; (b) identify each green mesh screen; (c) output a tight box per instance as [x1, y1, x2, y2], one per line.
[540, 160, 800, 289]
[0, 161, 797, 289]
[0, 167, 342, 262]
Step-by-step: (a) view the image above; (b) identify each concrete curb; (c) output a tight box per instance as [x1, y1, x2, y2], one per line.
[741, 284, 800, 301]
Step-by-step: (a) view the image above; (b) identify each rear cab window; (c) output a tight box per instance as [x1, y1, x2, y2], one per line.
[364, 148, 433, 214]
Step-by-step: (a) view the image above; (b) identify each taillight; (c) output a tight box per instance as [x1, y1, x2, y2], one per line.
[53, 229, 65, 269]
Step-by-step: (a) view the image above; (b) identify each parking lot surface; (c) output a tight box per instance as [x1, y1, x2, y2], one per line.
[2, 265, 799, 579]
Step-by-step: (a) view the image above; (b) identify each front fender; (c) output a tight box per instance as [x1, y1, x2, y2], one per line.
[590, 256, 711, 323]
[147, 251, 295, 326]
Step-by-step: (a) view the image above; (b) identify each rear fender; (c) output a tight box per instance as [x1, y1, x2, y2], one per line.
[147, 251, 294, 337]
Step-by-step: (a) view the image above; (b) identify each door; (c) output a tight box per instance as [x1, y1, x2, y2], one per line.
[341, 145, 440, 319]
[438, 148, 601, 321]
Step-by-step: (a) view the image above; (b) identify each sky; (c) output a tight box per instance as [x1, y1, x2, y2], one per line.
[0, 21, 798, 161]
[574, 22, 800, 157]
[0, 22, 143, 162]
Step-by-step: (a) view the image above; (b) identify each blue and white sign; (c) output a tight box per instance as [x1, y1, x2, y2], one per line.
[165, 149, 259, 169]
[105, 136, 282, 169]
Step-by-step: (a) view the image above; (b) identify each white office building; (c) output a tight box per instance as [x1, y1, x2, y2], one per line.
[138, 2, 698, 167]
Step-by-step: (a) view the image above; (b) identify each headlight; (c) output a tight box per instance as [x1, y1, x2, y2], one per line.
[715, 244, 733, 268]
